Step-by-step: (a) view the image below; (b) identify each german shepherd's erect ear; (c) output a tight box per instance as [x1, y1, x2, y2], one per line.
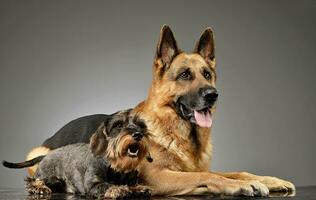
[155, 25, 180, 75]
[89, 123, 108, 157]
[194, 28, 216, 66]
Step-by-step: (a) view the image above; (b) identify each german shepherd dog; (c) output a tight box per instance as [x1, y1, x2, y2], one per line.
[129, 25, 295, 196]
[12, 25, 294, 197]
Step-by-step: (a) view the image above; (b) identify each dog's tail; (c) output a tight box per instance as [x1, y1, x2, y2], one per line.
[2, 156, 45, 169]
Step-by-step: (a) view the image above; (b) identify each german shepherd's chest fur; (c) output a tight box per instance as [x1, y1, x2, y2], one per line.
[135, 101, 212, 172]
[132, 26, 217, 173]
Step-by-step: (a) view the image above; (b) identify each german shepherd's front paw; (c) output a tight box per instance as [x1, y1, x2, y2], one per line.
[231, 172, 295, 193]
[104, 185, 132, 199]
[258, 176, 295, 192]
[208, 179, 269, 197]
[25, 177, 52, 195]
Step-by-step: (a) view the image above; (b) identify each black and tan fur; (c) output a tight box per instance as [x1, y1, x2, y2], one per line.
[131, 25, 295, 196]
[24, 25, 295, 197]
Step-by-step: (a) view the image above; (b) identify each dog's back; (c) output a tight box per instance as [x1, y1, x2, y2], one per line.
[42, 114, 110, 149]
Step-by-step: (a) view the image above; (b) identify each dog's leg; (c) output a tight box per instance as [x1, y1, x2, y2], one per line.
[86, 175, 151, 199]
[143, 168, 269, 196]
[25, 177, 52, 195]
[42, 176, 66, 193]
[85, 168, 132, 199]
[104, 185, 151, 199]
[128, 185, 152, 198]
[85, 172, 151, 199]
[105, 185, 141, 199]
[88, 182, 114, 198]
[89, 183, 147, 199]
[214, 171, 295, 192]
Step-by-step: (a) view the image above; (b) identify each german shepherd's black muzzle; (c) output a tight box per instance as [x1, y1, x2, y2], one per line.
[175, 86, 218, 127]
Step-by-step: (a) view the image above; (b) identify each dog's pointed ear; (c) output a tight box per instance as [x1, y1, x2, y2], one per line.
[90, 122, 108, 157]
[194, 27, 215, 64]
[155, 25, 179, 69]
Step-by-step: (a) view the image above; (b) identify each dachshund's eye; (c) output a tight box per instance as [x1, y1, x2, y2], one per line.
[203, 70, 212, 80]
[136, 121, 146, 130]
[177, 70, 192, 80]
[112, 121, 123, 130]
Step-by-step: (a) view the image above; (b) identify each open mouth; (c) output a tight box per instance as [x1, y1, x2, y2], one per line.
[178, 103, 213, 128]
[127, 143, 140, 157]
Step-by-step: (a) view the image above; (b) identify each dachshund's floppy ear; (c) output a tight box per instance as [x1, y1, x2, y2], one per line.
[90, 122, 108, 157]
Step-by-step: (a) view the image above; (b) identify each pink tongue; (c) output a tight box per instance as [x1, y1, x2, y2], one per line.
[194, 110, 212, 127]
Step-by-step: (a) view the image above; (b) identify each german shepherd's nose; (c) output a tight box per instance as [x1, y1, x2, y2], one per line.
[199, 86, 218, 105]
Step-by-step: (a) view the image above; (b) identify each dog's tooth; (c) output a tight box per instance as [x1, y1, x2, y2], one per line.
[128, 149, 139, 156]
[128, 148, 135, 156]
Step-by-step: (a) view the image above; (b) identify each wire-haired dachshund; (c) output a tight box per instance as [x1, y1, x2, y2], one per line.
[23, 111, 152, 199]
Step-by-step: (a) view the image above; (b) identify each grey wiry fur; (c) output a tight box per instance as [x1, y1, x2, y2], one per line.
[26, 113, 151, 199]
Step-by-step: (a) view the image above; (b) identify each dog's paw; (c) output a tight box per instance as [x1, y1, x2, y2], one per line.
[231, 172, 295, 193]
[208, 179, 269, 197]
[239, 180, 269, 197]
[258, 176, 295, 192]
[25, 177, 52, 195]
[129, 185, 152, 198]
[104, 185, 132, 199]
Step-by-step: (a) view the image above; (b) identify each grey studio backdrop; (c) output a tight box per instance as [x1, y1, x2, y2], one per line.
[0, 0, 315, 188]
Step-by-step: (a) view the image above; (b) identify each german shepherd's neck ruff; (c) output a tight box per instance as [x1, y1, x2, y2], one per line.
[134, 26, 218, 172]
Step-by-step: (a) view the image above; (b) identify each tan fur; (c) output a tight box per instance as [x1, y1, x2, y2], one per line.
[129, 26, 295, 196]
[89, 122, 148, 173]
[215, 172, 295, 193]
[106, 133, 148, 172]
[26, 146, 50, 176]
[134, 51, 217, 173]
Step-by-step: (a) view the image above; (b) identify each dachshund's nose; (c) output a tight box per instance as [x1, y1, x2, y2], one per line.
[132, 132, 143, 141]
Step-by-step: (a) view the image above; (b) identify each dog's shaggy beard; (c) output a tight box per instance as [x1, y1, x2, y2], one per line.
[105, 134, 147, 173]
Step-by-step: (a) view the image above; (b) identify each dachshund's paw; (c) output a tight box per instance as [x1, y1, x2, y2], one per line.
[25, 177, 52, 195]
[104, 185, 132, 199]
[129, 185, 152, 198]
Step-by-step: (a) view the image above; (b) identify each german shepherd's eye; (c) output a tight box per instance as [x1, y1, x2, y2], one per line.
[203, 70, 212, 80]
[177, 69, 192, 81]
